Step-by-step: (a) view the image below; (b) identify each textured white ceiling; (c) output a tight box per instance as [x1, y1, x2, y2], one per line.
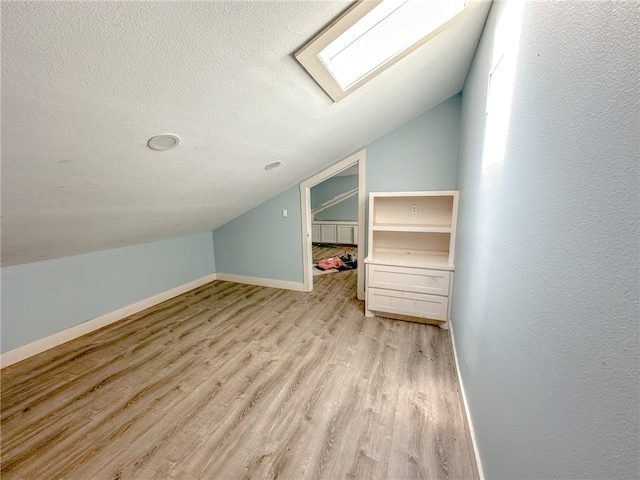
[1, 1, 491, 266]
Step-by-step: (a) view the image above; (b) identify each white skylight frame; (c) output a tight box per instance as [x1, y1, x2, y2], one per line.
[295, 0, 478, 102]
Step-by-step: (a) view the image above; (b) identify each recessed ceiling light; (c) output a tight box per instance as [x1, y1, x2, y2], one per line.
[265, 161, 282, 170]
[148, 134, 181, 151]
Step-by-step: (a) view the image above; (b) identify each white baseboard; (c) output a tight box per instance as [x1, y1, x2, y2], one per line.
[0, 273, 218, 369]
[449, 323, 485, 480]
[216, 273, 306, 292]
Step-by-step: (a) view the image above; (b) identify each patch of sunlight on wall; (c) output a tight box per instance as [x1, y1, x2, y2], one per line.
[482, 0, 525, 171]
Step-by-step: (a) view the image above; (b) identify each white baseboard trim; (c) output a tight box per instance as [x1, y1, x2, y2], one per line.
[449, 323, 485, 480]
[215, 273, 306, 292]
[0, 273, 218, 369]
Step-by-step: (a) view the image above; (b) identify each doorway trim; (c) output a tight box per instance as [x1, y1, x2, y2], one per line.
[299, 149, 366, 300]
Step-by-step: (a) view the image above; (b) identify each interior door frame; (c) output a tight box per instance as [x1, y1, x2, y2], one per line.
[299, 149, 366, 300]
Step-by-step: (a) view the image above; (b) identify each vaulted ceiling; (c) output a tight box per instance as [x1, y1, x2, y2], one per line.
[1, 1, 491, 266]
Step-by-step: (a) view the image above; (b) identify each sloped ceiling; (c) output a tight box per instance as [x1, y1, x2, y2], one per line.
[1, 1, 491, 266]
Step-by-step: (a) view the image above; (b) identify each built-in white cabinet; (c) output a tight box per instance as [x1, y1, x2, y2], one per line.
[337, 224, 354, 244]
[365, 191, 458, 326]
[312, 221, 358, 245]
[311, 224, 321, 243]
[321, 224, 337, 243]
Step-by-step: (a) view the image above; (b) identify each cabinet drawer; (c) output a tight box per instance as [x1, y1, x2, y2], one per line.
[367, 287, 448, 321]
[367, 264, 450, 295]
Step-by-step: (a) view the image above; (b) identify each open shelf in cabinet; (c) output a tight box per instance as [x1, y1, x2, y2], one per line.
[372, 194, 454, 228]
[371, 224, 452, 233]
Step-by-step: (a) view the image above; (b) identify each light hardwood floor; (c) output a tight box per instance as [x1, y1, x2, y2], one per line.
[312, 244, 357, 262]
[1, 255, 478, 480]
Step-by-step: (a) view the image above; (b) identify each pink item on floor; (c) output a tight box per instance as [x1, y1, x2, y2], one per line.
[316, 256, 345, 270]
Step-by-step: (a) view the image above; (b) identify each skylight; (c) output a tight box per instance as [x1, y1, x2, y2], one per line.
[296, 0, 471, 102]
[318, 0, 467, 91]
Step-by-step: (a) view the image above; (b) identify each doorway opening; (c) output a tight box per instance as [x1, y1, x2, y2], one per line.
[300, 149, 366, 300]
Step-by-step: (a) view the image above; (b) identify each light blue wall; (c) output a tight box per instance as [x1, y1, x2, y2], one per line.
[313, 196, 358, 221]
[1, 233, 215, 353]
[311, 175, 358, 208]
[212, 186, 303, 283]
[311, 175, 358, 221]
[366, 94, 460, 194]
[212, 96, 462, 283]
[453, 2, 639, 479]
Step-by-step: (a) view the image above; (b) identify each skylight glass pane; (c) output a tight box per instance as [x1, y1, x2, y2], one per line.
[318, 0, 467, 91]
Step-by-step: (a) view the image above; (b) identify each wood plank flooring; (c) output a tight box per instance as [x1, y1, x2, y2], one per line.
[1, 258, 477, 480]
[312, 244, 357, 263]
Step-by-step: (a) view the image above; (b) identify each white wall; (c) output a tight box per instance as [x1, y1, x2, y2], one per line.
[453, 1, 639, 478]
[1, 233, 215, 353]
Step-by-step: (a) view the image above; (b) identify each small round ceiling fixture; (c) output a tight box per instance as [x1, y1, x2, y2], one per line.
[148, 134, 181, 151]
[265, 161, 282, 171]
